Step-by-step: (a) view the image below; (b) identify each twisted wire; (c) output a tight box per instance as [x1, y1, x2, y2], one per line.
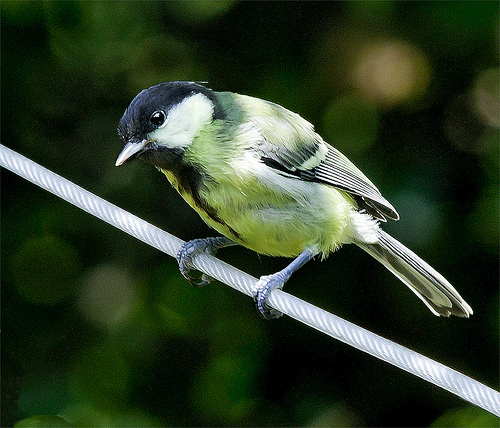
[1, 144, 498, 416]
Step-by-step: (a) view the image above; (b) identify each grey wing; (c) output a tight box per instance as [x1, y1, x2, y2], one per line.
[240, 97, 399, 221]
[256, 133, 398, 221]
[314, 145, 399, 221]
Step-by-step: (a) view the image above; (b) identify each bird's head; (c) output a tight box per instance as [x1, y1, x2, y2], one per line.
[115, 81, 221, 169]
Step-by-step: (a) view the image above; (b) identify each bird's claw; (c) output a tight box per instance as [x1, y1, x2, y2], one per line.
[178, 237, 289, 319]
[177, 239, 216, 287]
[253, 274, 285, 319]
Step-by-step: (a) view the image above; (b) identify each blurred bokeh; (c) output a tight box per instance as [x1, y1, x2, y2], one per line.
[1, 1, 498, 427]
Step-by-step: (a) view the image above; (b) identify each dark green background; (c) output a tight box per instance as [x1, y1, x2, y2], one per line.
[2, 2, 498, 427]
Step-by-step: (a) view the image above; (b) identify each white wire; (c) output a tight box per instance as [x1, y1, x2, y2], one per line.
[1, 143, 499, 417]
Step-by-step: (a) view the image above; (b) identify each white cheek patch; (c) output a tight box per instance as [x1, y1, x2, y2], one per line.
[149, 92, 214, 149]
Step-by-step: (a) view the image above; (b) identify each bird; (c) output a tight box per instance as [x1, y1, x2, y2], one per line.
[115, 81, 472, 319]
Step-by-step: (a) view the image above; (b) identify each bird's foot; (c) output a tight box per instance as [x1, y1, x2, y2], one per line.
[177, 237, 234, 287]
[252, 248, 317, 320]
[253, 273, 286, 319]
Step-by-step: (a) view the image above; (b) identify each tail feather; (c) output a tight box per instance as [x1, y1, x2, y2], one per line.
[356, 229, 473, 317]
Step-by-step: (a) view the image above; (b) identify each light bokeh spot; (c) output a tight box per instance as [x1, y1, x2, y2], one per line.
[353, 40, 432, 106]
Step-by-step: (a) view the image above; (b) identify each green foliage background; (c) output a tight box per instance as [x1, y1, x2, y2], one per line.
[2, 2, 498, 427]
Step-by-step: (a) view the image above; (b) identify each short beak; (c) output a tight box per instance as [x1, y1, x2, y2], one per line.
[115, 140, 150, 166]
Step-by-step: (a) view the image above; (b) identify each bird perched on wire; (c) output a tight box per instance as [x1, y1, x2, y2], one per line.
[115, 81, 472, 319]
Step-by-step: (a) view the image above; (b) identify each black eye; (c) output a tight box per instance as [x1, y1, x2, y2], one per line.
[150, 111, 166, 126]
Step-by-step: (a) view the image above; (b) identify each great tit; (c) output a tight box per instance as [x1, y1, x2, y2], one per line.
[115, 81, 472, 319]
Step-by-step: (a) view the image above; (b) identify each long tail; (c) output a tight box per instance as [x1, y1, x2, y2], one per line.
[356, 229, 473, 317]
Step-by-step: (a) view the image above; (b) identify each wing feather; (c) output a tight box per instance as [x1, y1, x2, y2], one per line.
[315, 146, 399, 220]
[228, 94, 399, 221]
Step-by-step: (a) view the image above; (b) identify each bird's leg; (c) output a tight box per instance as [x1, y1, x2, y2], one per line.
[254, 248, 317, 319]
[177, 237, 237, 287]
